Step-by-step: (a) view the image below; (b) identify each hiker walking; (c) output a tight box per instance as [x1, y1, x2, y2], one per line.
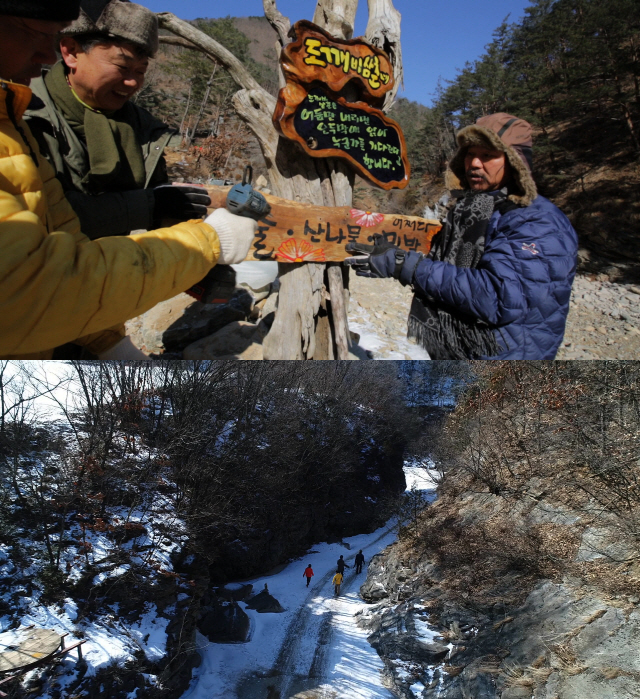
[303, 564, 314, 587]
[355, 550, 365, 574]
[332, 571, 343, 596]
[336, 555, 350, 575]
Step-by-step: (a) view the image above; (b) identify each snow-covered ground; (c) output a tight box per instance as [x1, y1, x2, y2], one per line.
[349, 320, 431, 361]
[181, 464, 439, 699]
[404, 463, 438, 493]
[181, 524, 398, 699]
[0, 461, 439, 699]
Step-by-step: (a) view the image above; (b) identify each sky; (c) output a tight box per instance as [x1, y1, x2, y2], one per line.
[142, 0, 533, 106]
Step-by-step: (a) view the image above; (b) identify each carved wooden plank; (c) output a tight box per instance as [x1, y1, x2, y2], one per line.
[205, 186, 441, 262]
[278, 20, 395, 103]
[273, 20, 409, 190]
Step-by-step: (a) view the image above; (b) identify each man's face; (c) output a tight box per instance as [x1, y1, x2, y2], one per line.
[464, 145, 510, 192]
[0, 17, 69, 85]
[61, 38, 149, 111]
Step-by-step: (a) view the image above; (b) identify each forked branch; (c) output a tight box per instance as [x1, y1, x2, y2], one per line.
[365, 0, 403, 107]
[263, 0, 292, 48]
[157, 13, 265, 95]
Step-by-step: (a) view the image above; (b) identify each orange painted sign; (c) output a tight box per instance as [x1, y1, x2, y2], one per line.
[205, 187, 440, 262]
[273, 21, 410, 190]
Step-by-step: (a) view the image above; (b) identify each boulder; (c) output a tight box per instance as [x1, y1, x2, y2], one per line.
[183, 320, 269, 360]
[360, 580, 389, 602]
[198, 600, 251, 643]
[245, 584, 285, 613]
[126, 290, 252, 355]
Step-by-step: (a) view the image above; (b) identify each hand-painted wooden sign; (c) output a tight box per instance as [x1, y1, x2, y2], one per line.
[273, 20, 410, 190]
[205, 186, 440, 262]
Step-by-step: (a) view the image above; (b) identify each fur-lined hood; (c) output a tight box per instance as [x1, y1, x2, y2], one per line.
[446, 124, 538, 207]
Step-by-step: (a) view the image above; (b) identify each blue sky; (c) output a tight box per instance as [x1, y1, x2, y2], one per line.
[143, 0, 533, 106]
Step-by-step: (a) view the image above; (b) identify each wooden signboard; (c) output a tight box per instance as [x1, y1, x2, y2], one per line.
[205, 186, 441, 263]
[273, 21, 410, 190]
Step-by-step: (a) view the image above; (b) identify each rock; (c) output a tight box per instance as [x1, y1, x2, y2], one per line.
[245, 584, 285, 613]
[126, 291, 250, 355]
[396, 568, 414, 582]
[576, 527, 634, 562]
[361, 580, 389, 601]
[199, 600, 251, 643]
[183, 320, 269, 359]
[216, 584, 253, 602]
[255, 175, 269, 189]
[501, 689, 532, 698]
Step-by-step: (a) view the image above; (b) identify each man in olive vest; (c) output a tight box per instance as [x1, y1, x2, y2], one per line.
[25, 0, 209, 241]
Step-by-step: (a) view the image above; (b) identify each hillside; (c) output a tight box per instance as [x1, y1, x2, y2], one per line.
[0, 362, 412, 698]
[356, 362, 640, 697]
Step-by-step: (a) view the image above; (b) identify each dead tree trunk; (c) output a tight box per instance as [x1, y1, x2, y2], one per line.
[158, 0, 403, 360]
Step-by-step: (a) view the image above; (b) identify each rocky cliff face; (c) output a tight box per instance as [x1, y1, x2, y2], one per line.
[356, 488, 640, 699]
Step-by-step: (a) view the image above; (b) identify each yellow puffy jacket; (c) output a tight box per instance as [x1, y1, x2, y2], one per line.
[0, 80, 221, 359]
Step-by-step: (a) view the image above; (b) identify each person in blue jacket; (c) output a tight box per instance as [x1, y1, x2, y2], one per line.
[346, 113, 578, 360]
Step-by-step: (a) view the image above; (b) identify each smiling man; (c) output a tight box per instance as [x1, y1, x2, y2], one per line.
[346, 113, 579, 360]
[25, 0, 210, 242]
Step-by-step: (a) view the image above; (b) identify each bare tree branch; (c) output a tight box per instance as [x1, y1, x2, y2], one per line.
[157, 12, 264, 94]
[263, 0, 292, 48]
[159, 35, 216, 57]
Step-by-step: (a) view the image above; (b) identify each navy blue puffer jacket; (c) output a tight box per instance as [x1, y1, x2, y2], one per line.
[412, 195, 578, 359]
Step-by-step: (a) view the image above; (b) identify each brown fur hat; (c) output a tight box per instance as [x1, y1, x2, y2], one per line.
[61, 0, 158, 57]
[446, 113, 538, 207]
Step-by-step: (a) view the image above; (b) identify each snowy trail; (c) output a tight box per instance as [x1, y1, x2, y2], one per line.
[181, 467, 437, 699]
[235, 525, 397, 699]
[181, 522, 398, 699]
[248, 528, 395, 699]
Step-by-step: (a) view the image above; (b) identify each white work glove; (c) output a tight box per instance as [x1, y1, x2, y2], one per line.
[205, 208, 258, 265]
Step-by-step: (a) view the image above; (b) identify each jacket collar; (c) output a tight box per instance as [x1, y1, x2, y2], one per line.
[0, 80, 33, 121]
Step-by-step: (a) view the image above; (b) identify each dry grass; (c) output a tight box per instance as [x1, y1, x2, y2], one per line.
[414, 493, 581, 608]
[493, 616, 514, 631]
[582, 609, 607, 625]
[549, 641, 588, 676]
[442, 665, 464, 677]
[502, 660, 554, 688]
[572, 560, 640, 599]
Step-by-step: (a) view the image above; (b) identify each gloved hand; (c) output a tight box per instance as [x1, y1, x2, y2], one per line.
[152, 184, 211, 226]
[205, 208, 258, 265]
[345, 235, 423, 285]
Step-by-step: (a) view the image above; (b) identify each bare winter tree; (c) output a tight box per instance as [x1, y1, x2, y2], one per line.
[157, 0, 404, 360]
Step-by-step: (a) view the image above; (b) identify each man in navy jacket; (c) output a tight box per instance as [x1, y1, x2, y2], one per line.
[346, 114, 578, 359]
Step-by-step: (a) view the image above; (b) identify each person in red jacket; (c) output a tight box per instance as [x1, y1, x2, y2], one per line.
[303, 564, 314, 587]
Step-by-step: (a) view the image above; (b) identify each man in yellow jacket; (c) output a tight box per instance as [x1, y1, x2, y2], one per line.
[0, 0, 257, 359]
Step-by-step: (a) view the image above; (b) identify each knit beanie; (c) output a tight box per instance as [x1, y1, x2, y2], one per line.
[61, 0, 158, 57]
[0, 0, 81, 20]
